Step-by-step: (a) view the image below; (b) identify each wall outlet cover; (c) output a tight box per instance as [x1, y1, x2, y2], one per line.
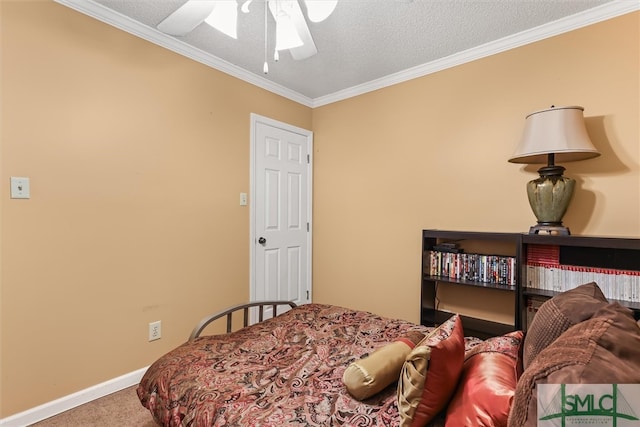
[148, 321, 161, 341]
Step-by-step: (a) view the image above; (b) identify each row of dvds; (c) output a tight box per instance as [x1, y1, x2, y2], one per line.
[524, 263, 640, 303]
[426, 250, 516, 286]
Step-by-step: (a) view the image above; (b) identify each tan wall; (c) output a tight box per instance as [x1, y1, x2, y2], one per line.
[311, 12, 639, 320]
[1, 0, 638, 419]
[0, 1, 311, 417]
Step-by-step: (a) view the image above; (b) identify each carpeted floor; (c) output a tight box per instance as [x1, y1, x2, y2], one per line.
[30, 386, 157, 426]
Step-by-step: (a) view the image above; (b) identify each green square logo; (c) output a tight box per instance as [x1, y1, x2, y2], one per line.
[537, 384, 640, 426]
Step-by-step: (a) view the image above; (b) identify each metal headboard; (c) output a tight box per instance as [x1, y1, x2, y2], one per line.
[188, 300, 298, 341]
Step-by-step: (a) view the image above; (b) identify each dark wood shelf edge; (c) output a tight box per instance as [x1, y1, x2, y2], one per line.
[424, 276, 515, 292]
[422, 229, 522, 242]
[522, 234, 640, 250]
[421, 308, 516, 340]
[523, 288, 640, 311]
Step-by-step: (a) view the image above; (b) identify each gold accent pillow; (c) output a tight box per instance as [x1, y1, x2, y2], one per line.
[397, 314, 464, 427]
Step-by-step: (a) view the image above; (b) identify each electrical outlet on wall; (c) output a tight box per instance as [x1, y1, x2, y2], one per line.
[10, 177, 30, 199]
[148, 321, 161, 341]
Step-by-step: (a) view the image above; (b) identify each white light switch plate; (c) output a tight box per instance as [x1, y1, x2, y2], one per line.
[240, 192, 248, 206]
[10, 177, 30, 199]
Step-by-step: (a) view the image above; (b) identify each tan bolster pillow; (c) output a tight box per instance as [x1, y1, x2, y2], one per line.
[343, 338, 417, 400]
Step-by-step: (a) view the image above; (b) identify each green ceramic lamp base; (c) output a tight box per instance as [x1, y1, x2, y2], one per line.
[526, 164, 574, 236]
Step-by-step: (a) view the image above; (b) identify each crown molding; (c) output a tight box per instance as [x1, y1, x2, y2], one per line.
[53, 0, 315, 107]
[311, 1, 640, 107]
[54, 0, 639, 109]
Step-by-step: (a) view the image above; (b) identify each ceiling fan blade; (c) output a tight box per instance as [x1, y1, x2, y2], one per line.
[273, 0, 317, 60]
[204, 1, 238, 38]
[157, 0, 216, 36]
[288, 32, 317, 60]
[303, 0, 337, 23]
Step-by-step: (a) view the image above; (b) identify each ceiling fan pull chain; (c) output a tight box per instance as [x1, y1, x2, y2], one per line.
[263, 0, 269, 74]
[273, 0, 280, 62]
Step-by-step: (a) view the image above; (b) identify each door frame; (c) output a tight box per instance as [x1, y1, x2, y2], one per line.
[249, 113, 313, 305]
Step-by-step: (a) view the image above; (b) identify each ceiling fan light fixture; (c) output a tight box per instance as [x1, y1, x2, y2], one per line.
[204, 0, 238, 39]
[304, 0, 337, 23]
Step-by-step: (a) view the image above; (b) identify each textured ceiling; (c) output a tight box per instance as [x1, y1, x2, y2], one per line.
[55, 0, 636, 106]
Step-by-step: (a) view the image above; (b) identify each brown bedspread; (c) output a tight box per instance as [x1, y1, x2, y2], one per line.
[137, 303, 434, 426]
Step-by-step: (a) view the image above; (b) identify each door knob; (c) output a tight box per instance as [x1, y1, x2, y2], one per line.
[258, 237, 266, 245]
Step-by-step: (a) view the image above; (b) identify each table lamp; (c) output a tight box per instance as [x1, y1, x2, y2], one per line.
[509, 106, 600, 235]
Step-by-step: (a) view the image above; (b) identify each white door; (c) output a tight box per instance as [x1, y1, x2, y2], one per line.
[250, 114, 312, 320]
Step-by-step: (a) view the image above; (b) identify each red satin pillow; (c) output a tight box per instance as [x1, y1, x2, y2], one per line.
[445, 330, 524, 427]
[397, 314, 465, 426]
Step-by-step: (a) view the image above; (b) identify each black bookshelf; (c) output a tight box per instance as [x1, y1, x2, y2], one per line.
[520, 234, 640, 328]
[421, 230, 522, 337]
[421, 230, 640, 337]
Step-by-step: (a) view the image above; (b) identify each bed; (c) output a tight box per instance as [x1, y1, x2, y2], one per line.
[137, 284, 640, 427]
[136, 302, 484, 426]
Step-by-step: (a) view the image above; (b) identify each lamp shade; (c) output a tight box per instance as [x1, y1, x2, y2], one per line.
[508, 106, 600, 164]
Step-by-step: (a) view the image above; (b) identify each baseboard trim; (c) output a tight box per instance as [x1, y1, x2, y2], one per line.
[0, 367, 148, 427]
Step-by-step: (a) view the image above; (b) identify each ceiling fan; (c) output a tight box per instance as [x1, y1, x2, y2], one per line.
[157, 0, 338, 61]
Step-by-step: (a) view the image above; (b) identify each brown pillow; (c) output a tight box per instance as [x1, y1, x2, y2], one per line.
[397, 314, 465, 427]
[342, 331, 425, 400]
[523, 281, 608, 368]
[508, 302, 640, 427]
[445, 331, 524, 427]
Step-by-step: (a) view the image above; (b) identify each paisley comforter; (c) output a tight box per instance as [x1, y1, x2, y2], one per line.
[136, 303, 434, 427]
